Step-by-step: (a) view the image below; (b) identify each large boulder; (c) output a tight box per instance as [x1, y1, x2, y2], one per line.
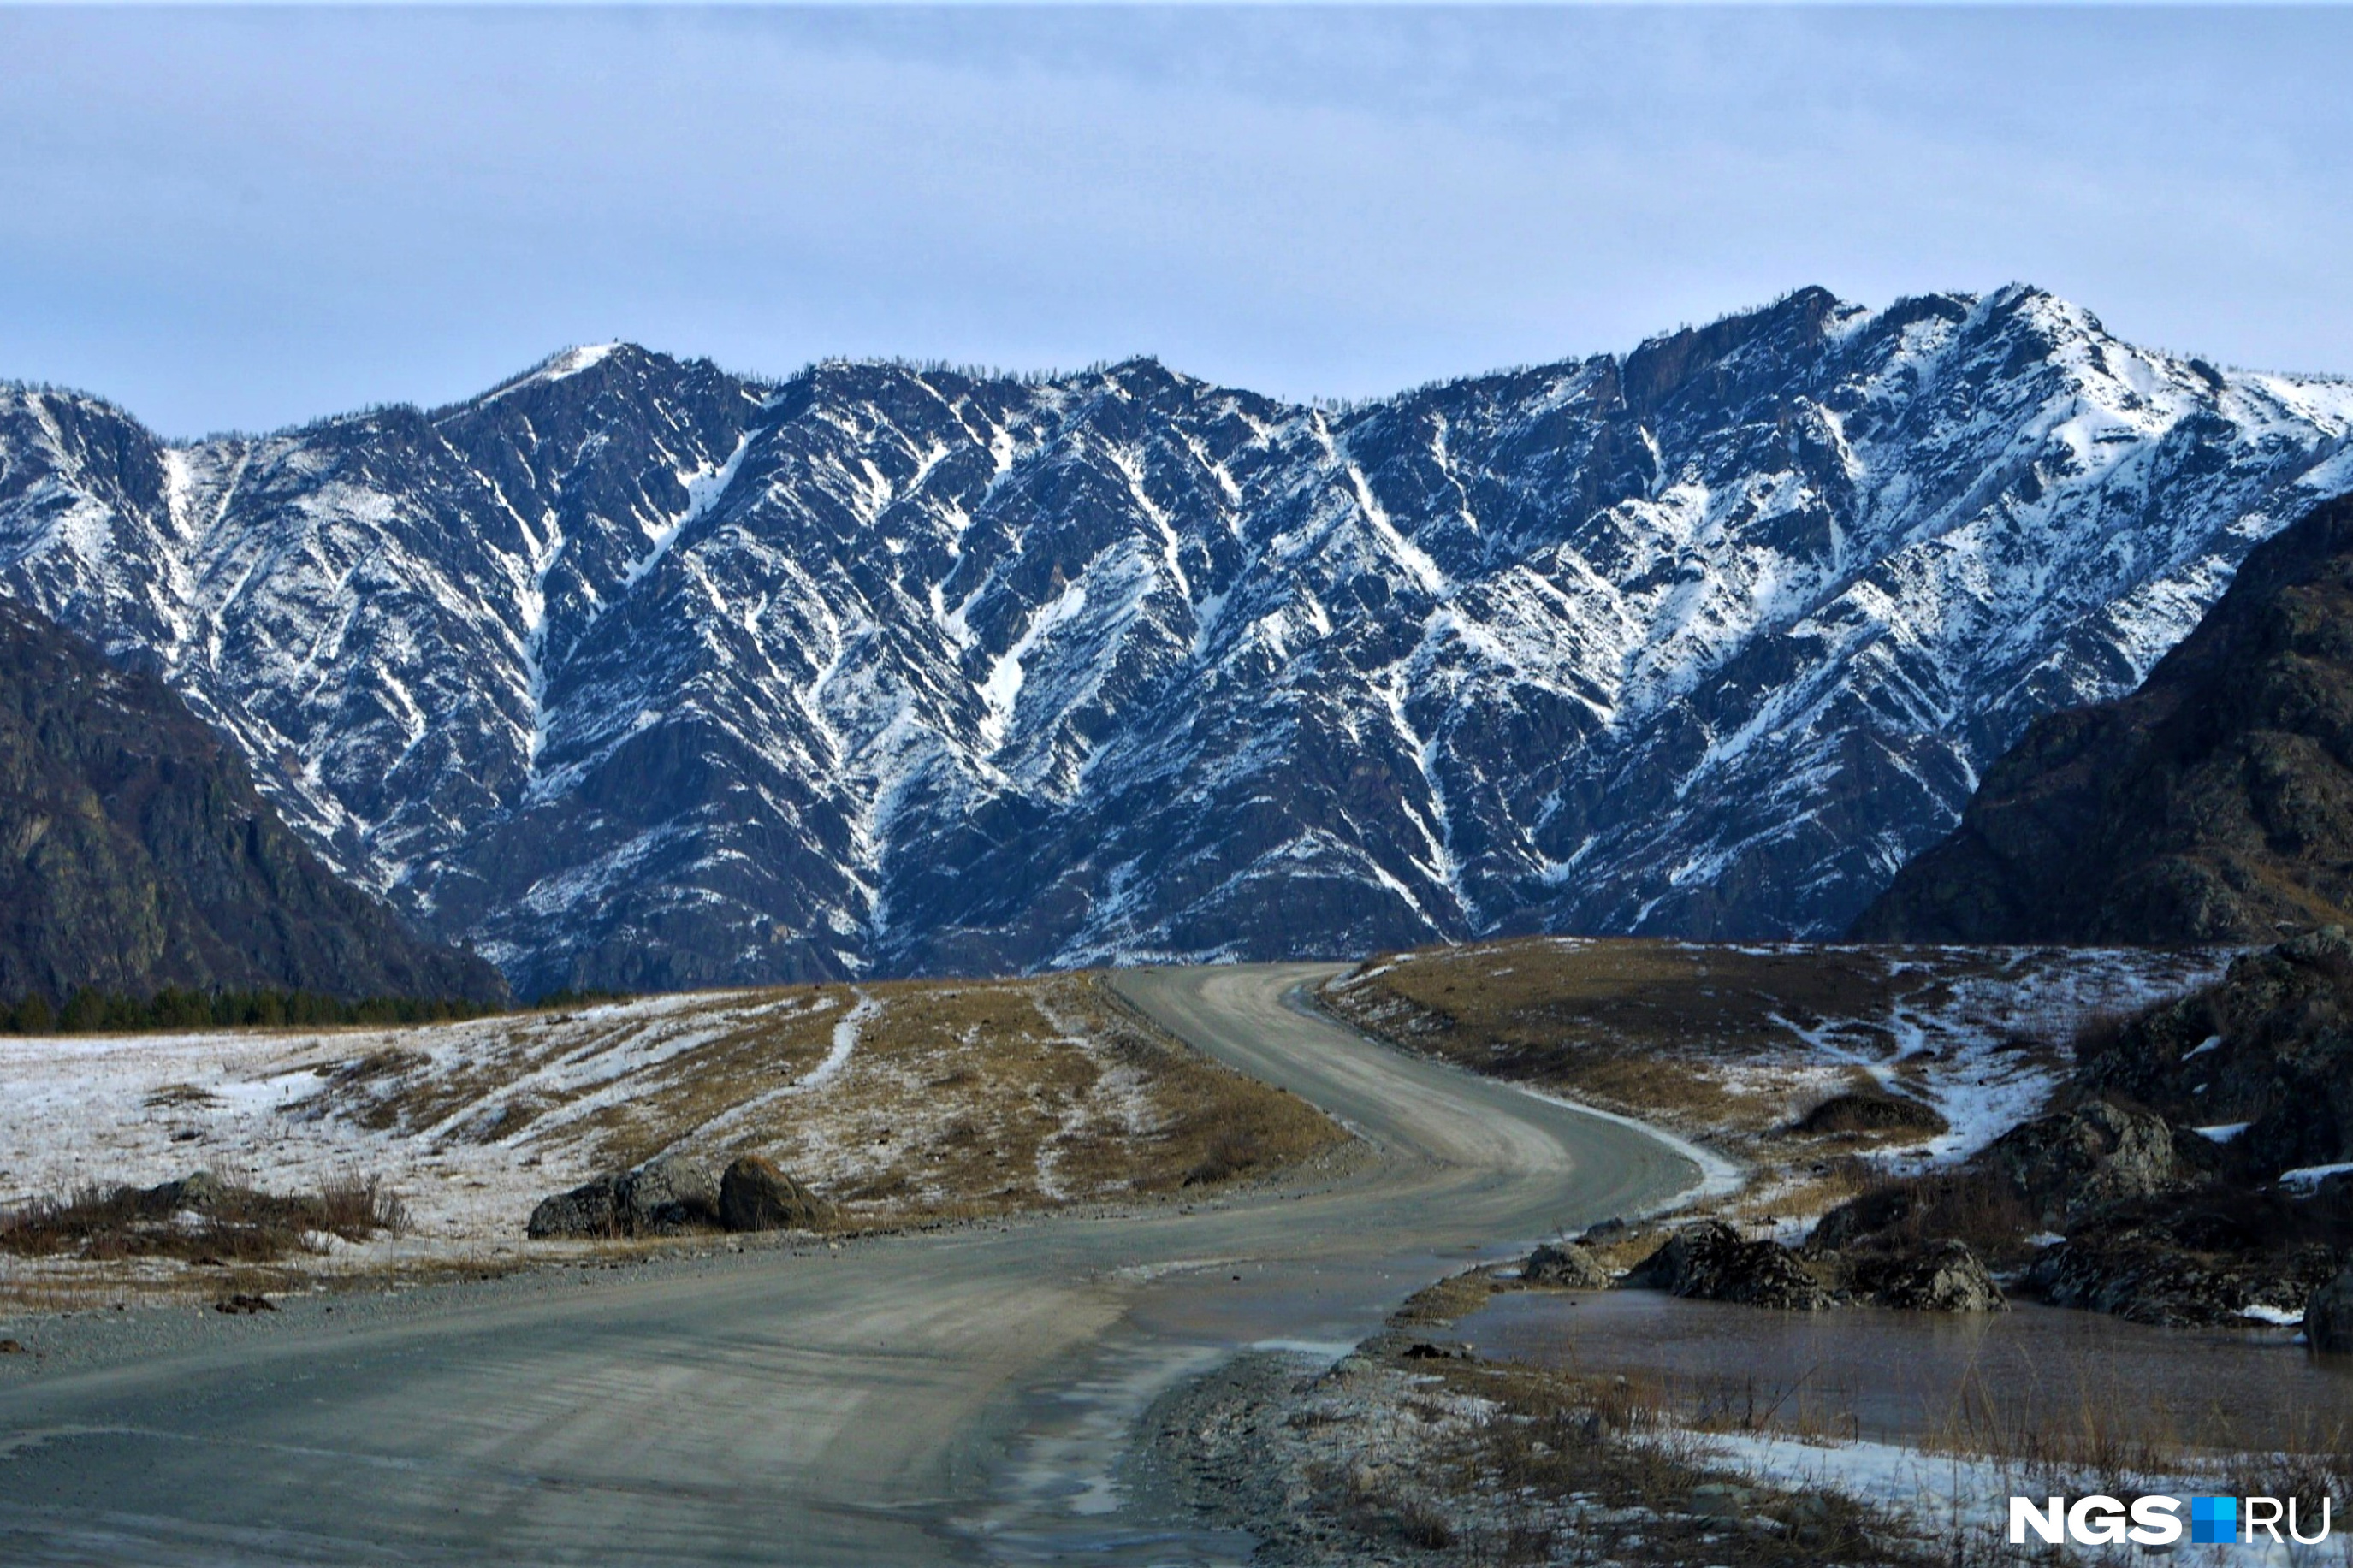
[622, 1156, 721, 1234]
[1621, 1220, 1834, 1311]
[526, 1173, 624, 1239]
[1980, 1099, 2202, 1227]
[719, 1156, 835, 1233]
[139, 1169, 226, 1214]
[1521, 1240, 1610, 1288]
[524, 1157, 726, 1240]
[1847, 1240, 2006, 1312]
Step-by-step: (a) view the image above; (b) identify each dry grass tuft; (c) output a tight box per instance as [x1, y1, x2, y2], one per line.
[0, 1173, 405, 1263]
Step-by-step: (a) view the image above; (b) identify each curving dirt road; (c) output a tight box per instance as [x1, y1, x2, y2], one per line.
[0, 964, 1706, 1565]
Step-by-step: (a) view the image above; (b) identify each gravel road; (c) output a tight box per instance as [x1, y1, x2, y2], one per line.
[0, 963, 1704, 1565]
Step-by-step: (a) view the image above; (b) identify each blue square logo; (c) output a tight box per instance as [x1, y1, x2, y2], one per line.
[2190, 1496, 2237, 1546]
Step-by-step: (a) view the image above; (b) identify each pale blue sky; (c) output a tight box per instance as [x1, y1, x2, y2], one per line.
[3, 6, 2349, 437]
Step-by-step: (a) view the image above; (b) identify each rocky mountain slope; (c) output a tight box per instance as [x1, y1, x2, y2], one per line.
[0, 597, 507, 1006]
[1855, 493, 2353, 943]
[4, 287, 2351, 992]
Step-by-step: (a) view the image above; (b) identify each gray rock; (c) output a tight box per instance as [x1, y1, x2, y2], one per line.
[1850, 1240, 2006, 1311]
[719, 1156, 834, 1233]
[525, 1173, 623, 1239]
[2304, 1264, 2353, 1352]
[1688, 1483, 1754, 1521]
[1621, 1220, 1835, 1311]
[1521, 1240, 1610, 1288]
[619, 1156, 721, 1234]
[1981, 1099, 2199, 1227]
[524, 1157, 725, 1239]
[140, 1169, 225, 1213]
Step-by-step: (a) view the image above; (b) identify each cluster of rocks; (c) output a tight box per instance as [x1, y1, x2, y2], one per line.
[525, 1154, 834, 1240]
[1621, 1222, 1842, 1311]
[1520, 1219, 2005, 1314]
[1981, 935, 2353, 1331]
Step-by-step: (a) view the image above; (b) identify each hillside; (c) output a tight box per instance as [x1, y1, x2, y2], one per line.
[0, 597, 507, 1007]
[1854, 494, 2353, 943]
[6, 286, 2352, 990]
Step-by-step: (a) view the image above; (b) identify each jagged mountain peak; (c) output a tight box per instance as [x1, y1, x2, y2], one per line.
[4, 287, 2351, 991]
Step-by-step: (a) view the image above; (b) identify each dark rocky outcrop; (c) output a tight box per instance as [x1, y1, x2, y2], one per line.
[2024, 1223, 2334, 1328]
[1520, 1240, 1611, 1288]
[2304, 1263, 2353, 1352]
[525, 1174, 625, 1240]
[0, 596, 507, 1009]
[1857, 494, 2353, 944]
[1841, 1240, 2006, 1312]
[1621, 1220, 1835, 1311]
[1977, 1100, 2212, 1228]
[621, 1156, 722, 1234]
[1799, 935, 2353, 1328]
[2069, 928, 2353, 1183]
[719, 1156, 835, 1233]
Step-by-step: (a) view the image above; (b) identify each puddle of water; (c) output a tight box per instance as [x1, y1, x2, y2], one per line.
[1455, 1288, 2353, 1454]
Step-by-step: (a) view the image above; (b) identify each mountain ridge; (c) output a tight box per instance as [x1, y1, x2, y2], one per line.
[5, 284, 2350, 991]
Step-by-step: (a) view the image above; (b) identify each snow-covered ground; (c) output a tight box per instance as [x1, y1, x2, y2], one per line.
[1708, 1429, 2334, 1566]
[0, 991, 803, 1277]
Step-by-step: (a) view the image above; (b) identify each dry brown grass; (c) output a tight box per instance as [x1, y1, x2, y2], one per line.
[0, 1174, 405, 1264]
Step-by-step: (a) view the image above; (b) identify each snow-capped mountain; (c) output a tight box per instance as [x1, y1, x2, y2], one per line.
[4, 286, 2350, 994]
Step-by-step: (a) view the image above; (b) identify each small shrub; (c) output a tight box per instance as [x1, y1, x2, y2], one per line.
[1182, 1127, 1267, 1186]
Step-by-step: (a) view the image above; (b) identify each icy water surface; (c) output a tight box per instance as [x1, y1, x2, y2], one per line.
[1455, 1289, 2353, 1453]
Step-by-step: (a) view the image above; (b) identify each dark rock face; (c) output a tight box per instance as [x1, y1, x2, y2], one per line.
[1978, 1101, 2208, 1229]
[1621, 1220, 1834, 1311]
[525, 1174, 624, 1240]
[7, 292, 2351, 991]
[2024, 1227, 2334, 1328]
[718, 1156, 834, 1234]
[2305, 1264, 2353, 1352]
[0, 597, 506, 1008]
[2070, 932, 2353, 1184]
[1520, 1240, 1610, 1288]
[1787, 936, 2353, 1328]
[621, 1156, 721, 1234]
[1857, 494, 2353, 944]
